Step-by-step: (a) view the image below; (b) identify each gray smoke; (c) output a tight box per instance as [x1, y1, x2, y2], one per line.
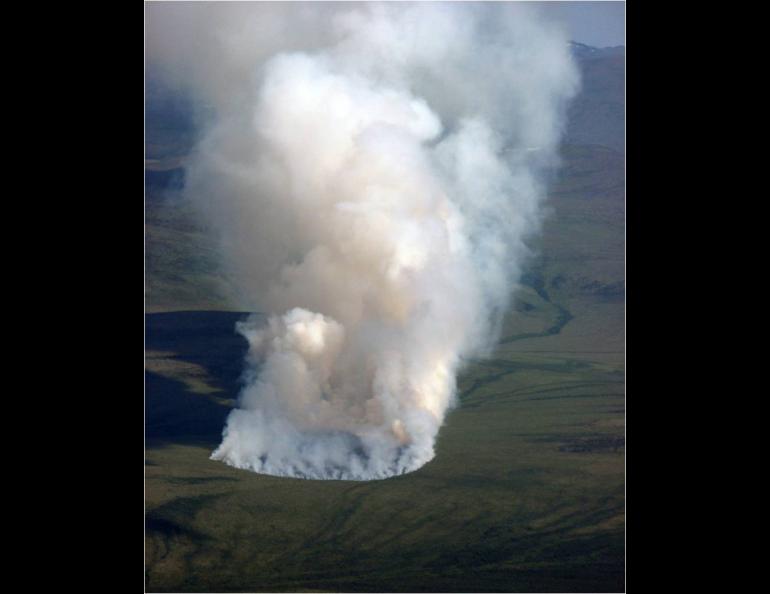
[146, 2, 579, 480]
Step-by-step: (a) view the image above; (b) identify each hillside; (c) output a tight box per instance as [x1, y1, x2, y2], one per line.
[566, 43, 625, 152]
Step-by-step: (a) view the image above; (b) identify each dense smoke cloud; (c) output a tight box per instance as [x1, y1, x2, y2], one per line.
[146, 2, 579, 480]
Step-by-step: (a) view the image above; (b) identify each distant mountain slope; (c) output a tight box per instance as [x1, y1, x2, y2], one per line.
[145, 72, 197, 161]
[566, 42, 625, 153]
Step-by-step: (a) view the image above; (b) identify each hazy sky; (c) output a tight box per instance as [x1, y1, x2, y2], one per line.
[539, 1, 625, 47]
[146, 2, 625, 55]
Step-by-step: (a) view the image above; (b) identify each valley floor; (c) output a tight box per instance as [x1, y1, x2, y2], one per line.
[145, 286, 624, 592]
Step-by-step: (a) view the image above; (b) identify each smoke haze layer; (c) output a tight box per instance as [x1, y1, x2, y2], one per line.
[147, 2, 579, 480]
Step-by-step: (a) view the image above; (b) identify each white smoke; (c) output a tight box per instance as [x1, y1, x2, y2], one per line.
[147, 2, 579, 480]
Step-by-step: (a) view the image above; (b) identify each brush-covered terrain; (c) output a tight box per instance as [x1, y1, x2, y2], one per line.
[145, 44, 625, 593]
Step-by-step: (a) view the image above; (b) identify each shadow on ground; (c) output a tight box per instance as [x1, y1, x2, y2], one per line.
[145, 311, 254, 445]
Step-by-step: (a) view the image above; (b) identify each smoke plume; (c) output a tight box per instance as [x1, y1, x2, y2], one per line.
[146, 2, 579, 480]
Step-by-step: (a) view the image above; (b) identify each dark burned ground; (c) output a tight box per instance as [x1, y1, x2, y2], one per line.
[145, 297, 624, 593]
[145, 311, 249, 443]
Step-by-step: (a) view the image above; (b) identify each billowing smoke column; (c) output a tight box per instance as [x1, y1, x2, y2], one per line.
[148, 2, 579, 479]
